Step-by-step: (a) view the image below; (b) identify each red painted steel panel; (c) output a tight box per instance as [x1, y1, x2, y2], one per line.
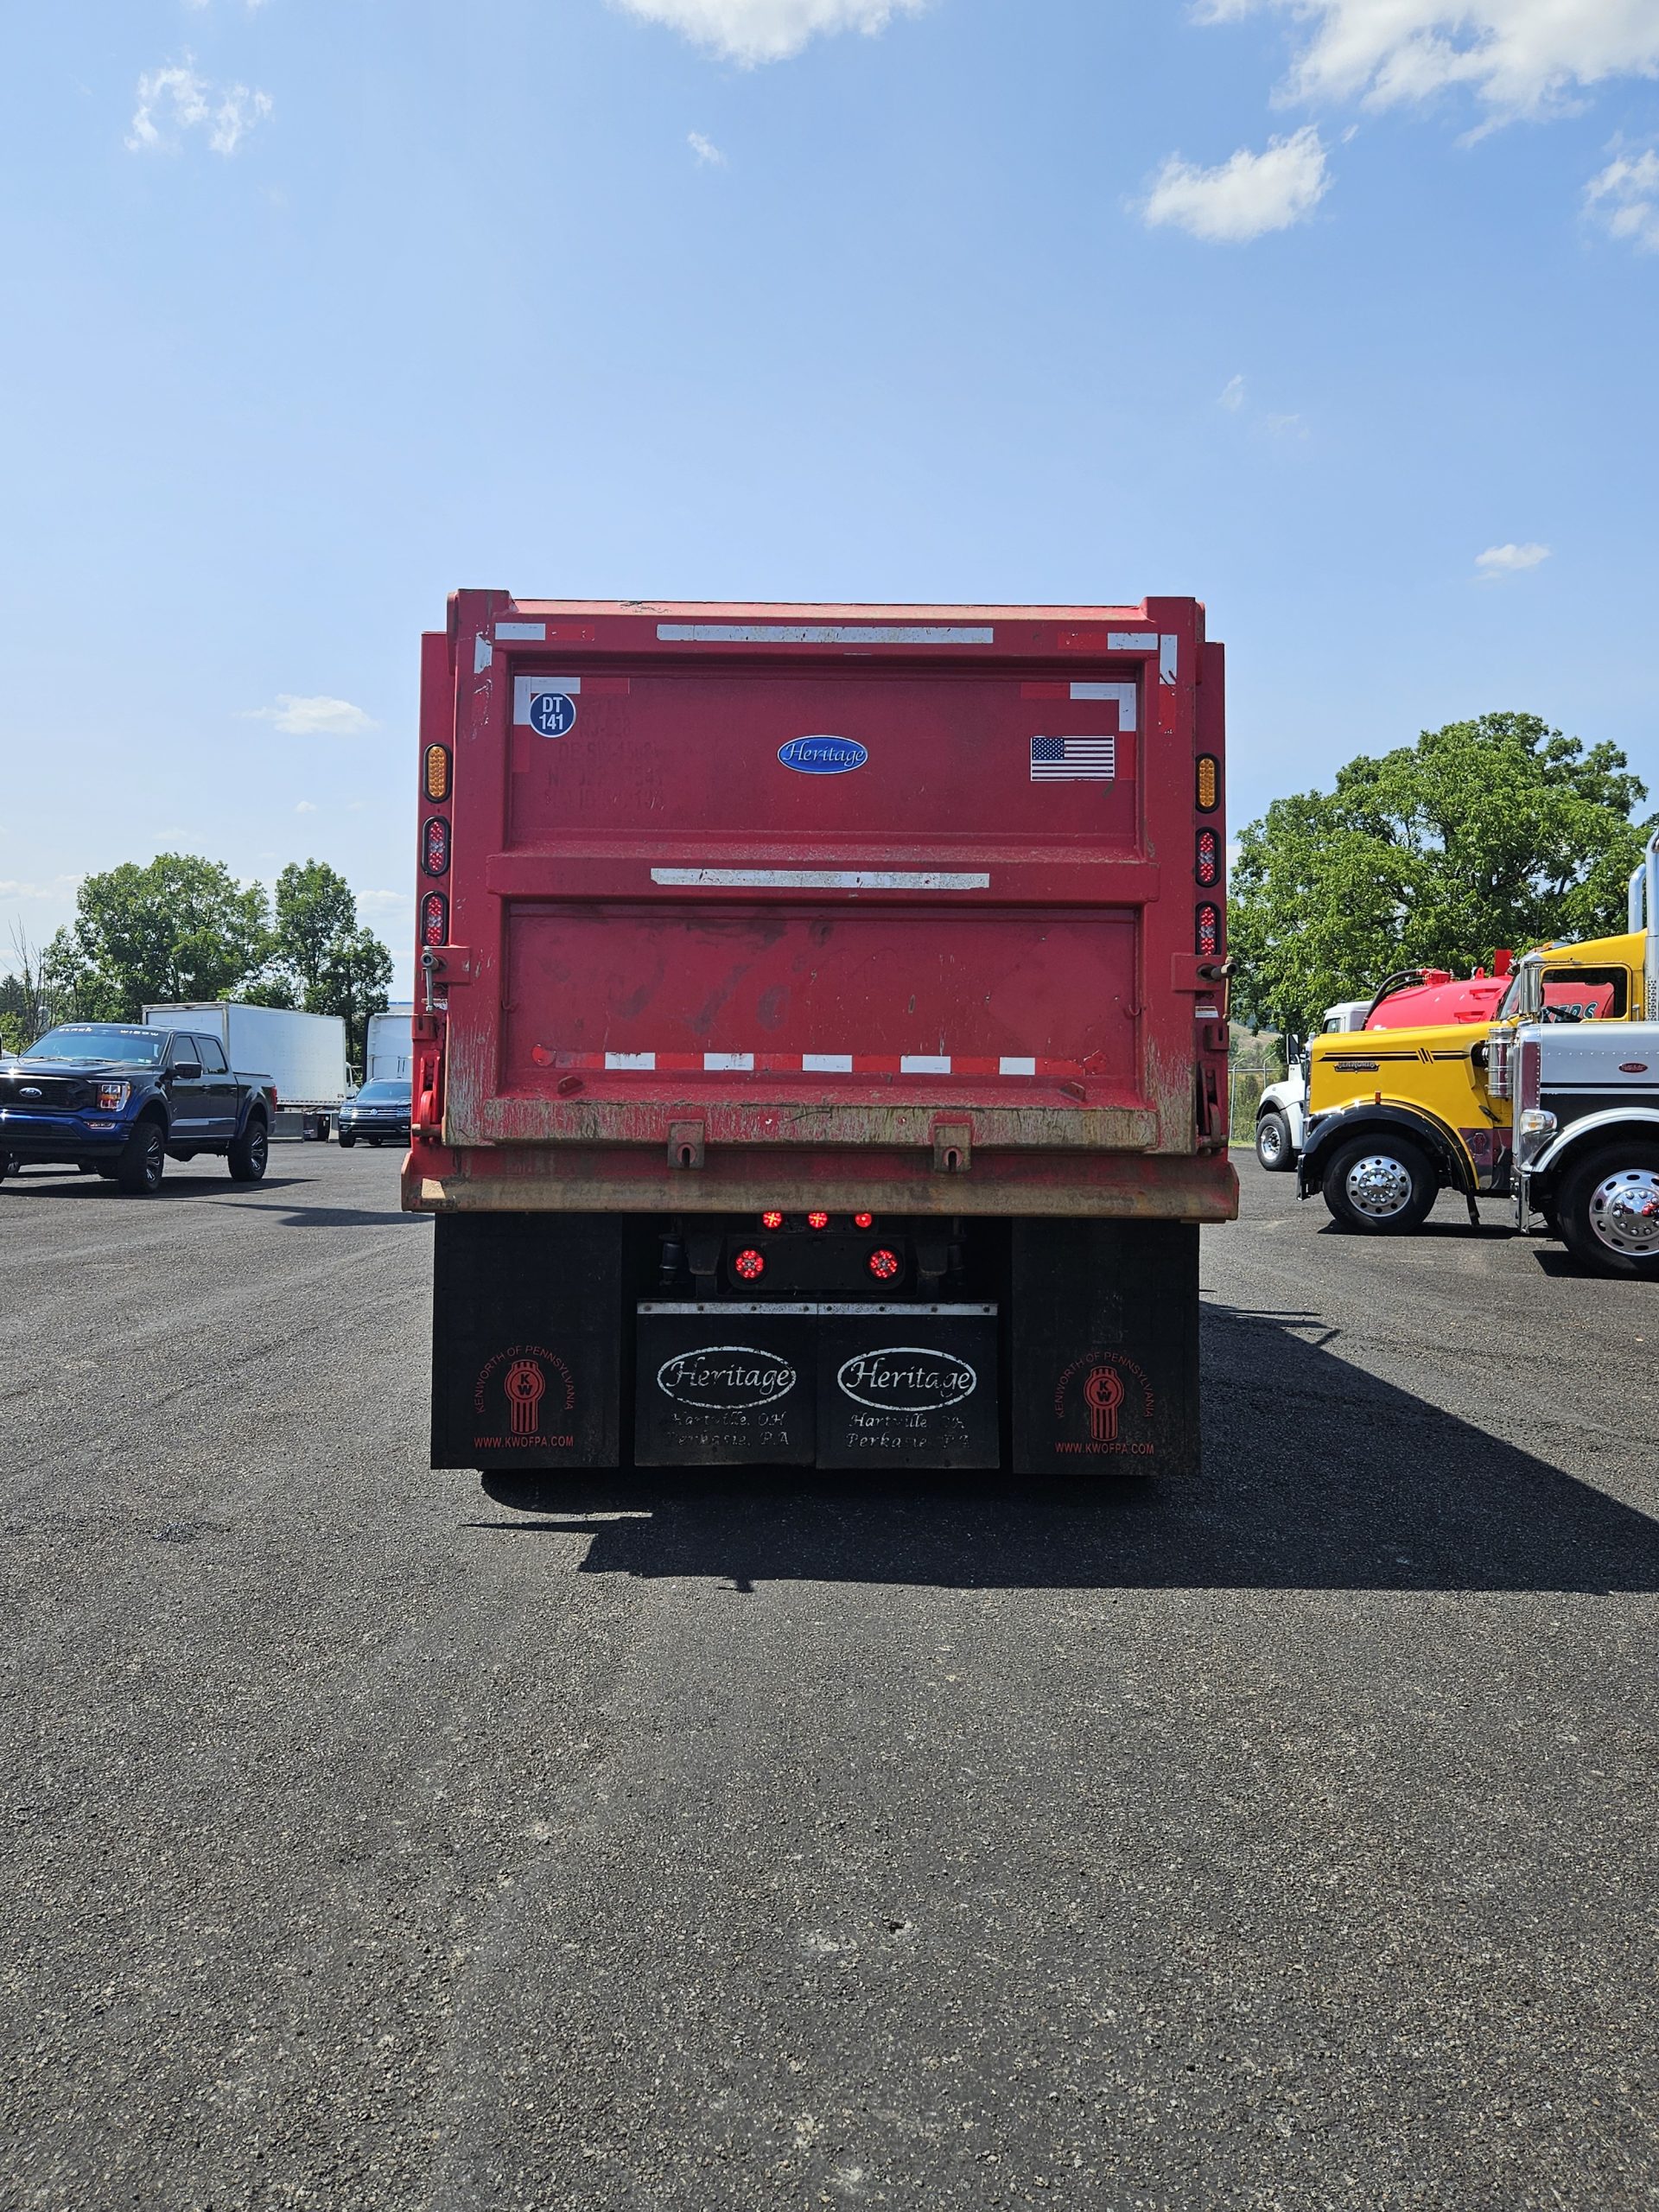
[411, 594, 1233, 1219]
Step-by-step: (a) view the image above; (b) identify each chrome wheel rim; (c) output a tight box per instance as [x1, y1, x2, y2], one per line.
[1258, 1120, 1283, 1163]
[1345, 1152, 1414, 1220]
[1588, 1167, 1659, 1258]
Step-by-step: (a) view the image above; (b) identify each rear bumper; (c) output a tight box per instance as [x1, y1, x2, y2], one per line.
[404, 1141, 1239, 1221]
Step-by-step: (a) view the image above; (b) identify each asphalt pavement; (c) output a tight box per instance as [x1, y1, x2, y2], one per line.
[3, 1147, 1657, 2210]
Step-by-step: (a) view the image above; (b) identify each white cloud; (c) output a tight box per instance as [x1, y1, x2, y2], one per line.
[1218, 373, 1247, 410]
[1586, 149, 1659, 250]
[358, 889, 411, 917]
[1475, 541, 1550, 578]
[1262, 410, 1307, 437]
[1141, 127, 1328, 242]
[295, 800, 318, 813]
[244, 695, 378, 736]
[688, 130, 727, 165]
[1199, 1, 1659, 119]
[126, 59, 271, 155]
[610, 0, 925, 65]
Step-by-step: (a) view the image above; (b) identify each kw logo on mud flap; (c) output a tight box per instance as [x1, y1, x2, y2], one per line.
[474, 1344, 575, 1450]
[1052, 1351, 1155, 1457]
[657, 1347, 798, 1411]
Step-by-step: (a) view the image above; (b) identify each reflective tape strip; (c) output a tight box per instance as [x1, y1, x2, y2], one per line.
[495, 621, 546, 640]
[1160, 634, 1179, 683]
[650, 868, 990, 891]
[655, 623, 994, 645]
[539, 1052, 1088, 1079]
[1107, 631, 1158, 650]
[1067, 681, 1136, 730]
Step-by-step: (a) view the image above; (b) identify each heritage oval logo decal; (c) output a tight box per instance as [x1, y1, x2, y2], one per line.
[778, 736, 868, 776]
[1620, 1061, 1649, 1074]
[836, 1346, 977, 1413]
[656, 1345, 798, 1411]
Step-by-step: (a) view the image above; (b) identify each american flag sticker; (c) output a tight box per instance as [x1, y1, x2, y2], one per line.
[1030, 734, 1116, 782]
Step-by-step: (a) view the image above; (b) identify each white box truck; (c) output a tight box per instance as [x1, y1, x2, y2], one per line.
[365, 1003, 414, 1084]
[143, 1003, 348, 1140]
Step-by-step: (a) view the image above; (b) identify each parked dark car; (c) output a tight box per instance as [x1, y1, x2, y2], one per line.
[0, 1022, 275, 1194]
[336, 1079, 410, 1148]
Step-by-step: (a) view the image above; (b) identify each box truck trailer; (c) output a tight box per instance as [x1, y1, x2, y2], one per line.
[143, 1003, 347, 1137]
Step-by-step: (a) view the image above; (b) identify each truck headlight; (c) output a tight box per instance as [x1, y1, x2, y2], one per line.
[98, 1082, 131, 1109]
[1516, 1108, 1556, 1166]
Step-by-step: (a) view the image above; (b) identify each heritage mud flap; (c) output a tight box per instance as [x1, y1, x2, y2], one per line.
[431, 1214, 621, 1470]
[817, 1306, 999, 1471]
[634, 1303, 1000, 1469]
[1011, 1220, 1199, 1478]
[635, 1306, 815, 1466]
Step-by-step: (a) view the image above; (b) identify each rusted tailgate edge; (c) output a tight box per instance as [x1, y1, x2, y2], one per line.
[403, 1146, 1239, 1222]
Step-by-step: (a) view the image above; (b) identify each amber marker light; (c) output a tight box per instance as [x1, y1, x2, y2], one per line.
[1196, 756, 1220, 812]
[424, 745, 451, 802]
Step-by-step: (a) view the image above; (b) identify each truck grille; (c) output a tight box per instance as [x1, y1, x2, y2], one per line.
[0, 1074, 95, 1111]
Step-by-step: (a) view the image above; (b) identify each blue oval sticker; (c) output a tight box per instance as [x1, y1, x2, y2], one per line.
[779, 735, 868, 776]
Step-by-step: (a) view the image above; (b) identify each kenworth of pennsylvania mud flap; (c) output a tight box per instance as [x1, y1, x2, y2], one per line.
[403, 595, 1236, 1478]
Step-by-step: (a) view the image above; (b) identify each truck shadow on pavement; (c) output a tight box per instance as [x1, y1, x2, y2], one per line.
[470, 1300, 1659, 1593]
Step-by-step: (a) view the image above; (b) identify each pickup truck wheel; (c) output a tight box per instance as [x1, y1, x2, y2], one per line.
[116, 1119, 166, 1195]
[1555, 1146, 1659, 1277]
[338, 1131, 356, 1148]
[1255, 1110, 1294, 1172]
[227, 1118, 270, 1183]
[1321, 1133, 1437, 1234]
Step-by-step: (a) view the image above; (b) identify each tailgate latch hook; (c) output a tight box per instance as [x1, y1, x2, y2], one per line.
[669, 1120, 705, 1170]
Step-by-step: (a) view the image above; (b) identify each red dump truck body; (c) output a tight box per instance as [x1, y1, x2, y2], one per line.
[408, 594, 1232, 1478]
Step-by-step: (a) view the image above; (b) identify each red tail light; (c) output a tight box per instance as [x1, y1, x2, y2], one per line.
[1195, 828, 1219, 887]
[733, 1248, 766, 1281]
[760, 1211, 785, 1230]
[1196, 903, 1220, 957]
[422, 817, 450, 875]
[853, 1211, 874, 1230]
[421, 892, 448, 945]
[868, 1248, 899, 1281]
[806, 1211, 830, 1230]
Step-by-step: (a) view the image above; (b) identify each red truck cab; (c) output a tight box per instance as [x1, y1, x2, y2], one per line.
[406, 594, 1234, 1477]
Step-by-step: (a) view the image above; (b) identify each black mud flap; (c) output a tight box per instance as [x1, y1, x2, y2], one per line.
[431, 1214, 621, 1470]
[817, 1306, 999, 1471]
[634, 1302, 1000, 1469]
[1011, 1220, 1199, 1478]
[635, 1306, 816, 1466]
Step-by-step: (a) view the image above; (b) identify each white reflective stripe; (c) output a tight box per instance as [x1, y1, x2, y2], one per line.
[703, 1052, 753, 1071]
[655, 623, 994, 645]
[803, 1053, 855, 1072]
[650, 868, 990, 891]
[1196, 1005, 1221, 1019]
[495, 621, 546, 640]
[999, 1056, 1037, 1075]
[900, 1054, 951, 1074]
[1160, 634, 1179, 683]
[604, 1052, 655, 1070]
[474, 632, 493, 674]
[514, 675, 583, 723]
[1067, 681, 1136, 731]
[1106, 630, 1157, 650]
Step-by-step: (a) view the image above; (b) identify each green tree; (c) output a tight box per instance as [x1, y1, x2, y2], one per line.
[266, 860, 393, 1070]
[272, 861, 358, 1002]
[315, 926, 393, 1073]
[42, 854, 272, 1020]
[1230, 712, 1654, 1033]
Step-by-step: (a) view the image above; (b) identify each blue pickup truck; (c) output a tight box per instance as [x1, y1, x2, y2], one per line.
[0, 1022, 276, 1195]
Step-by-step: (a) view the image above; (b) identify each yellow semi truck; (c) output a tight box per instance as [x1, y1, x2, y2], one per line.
[1297, 831, 1659, 1234]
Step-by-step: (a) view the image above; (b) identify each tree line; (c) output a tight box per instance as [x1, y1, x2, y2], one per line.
[1, 855, 397, 1069]
[1229, 711, 1656, 1035]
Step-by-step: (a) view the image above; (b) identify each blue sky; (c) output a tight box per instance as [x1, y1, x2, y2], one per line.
[3, 0, 1657, 1000]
